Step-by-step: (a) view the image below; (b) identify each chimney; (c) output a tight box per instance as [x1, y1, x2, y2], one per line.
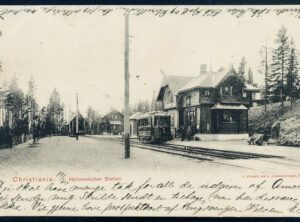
[200, 64, 207, 75]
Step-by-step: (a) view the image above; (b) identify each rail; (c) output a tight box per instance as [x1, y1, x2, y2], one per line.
[84, 135, 283, 160]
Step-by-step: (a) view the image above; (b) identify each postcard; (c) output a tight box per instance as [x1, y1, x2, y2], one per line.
[0, 5, 300, 217]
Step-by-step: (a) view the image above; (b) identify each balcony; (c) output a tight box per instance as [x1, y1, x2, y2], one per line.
[220, 95, 250, 105]
[199, 96, 217, 104]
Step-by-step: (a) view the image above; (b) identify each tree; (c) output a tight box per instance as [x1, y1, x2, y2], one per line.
[258, 43, 271, 112]
[238, 57, 247, 83]
[247, 68, 254, 84]
[5, 76, 25, 138]
[86, 106, 96, 134]
[25, 76, 38, 134]
[286, 38, 300, 108]
[46, 88, 64, 135]
[269, 26, 290, 112]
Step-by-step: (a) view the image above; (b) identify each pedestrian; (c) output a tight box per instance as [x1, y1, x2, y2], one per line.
[187, 126, 192, 141]
[8, 132, 13, 149]
[181, 126, 186, 141]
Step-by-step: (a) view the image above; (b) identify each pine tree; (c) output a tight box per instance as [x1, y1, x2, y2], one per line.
[247, 68, 254, 84]
[5, 76, 24, 137]
[286, 38, 299, 108]
[269, 26, 290, 112]
[46, 88, 63, 134]
[258, 44, 271, 112]
[25, 76, 38, 134]
[238, 57, 247, 83]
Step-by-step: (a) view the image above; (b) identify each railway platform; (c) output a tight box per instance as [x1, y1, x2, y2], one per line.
[166, 139, 300, 162]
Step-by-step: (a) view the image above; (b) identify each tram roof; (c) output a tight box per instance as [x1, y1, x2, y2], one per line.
[137, 111, 169, 120]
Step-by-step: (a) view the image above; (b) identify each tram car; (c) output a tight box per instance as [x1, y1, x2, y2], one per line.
[69, 113, 86, 136]
[137, 111, 171, 143]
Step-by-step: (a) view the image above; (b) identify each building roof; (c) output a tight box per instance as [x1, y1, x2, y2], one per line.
[244, 83, 260, 92]
[158, 68, 260, 97]
[160, 71, 194, 95]
[109, 120, 122, 125]
[178, 68, 236, 93]
[211, 103, 248, 110]
[129, 112, 143, 120]
[103, 109, 124, 119]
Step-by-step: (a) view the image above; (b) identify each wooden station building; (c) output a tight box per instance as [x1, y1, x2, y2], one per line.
[156, 67, 259, 139]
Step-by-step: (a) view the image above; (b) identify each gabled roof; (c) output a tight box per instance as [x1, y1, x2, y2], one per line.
[158, 68, 260, 97]
[70, 112, 84, 122]
[129, 112, 143, 120]
[160, 74, 194, 95]
[178, 68, 237, 93]
[103, 109, 124, 118]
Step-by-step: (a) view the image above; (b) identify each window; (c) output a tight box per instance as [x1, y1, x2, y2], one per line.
[221, 110, 235, 123]
[186, 96, 191, 106]
[224, 87, 229, 95]
[168, 91, 173, 103]
[243, 91, 247, 98]
[205, 90, 210, 96]
[170, 114, 174, 127]
[187, 111, 194, 126]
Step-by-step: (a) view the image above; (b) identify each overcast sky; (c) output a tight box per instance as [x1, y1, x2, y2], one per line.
[0, 6, 300, 118]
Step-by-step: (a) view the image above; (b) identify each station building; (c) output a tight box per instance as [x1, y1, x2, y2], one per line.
[156, 66, 260, 140]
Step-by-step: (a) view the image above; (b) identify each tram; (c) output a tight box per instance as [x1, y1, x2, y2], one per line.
[137, 111, 171, 143]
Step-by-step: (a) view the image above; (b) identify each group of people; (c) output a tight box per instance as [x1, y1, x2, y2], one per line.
[178, 125, 196, 141]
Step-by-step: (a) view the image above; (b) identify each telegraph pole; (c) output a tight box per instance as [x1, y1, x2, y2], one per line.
[124, 13, 130, 158]
[76, 93, 79, 140]
[264, 45, 268, 113]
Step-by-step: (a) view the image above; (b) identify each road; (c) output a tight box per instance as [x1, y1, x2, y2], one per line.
[0, 136, 299, 178]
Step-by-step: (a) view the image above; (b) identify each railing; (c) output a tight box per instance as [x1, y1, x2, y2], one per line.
[220, 95, 250, 105]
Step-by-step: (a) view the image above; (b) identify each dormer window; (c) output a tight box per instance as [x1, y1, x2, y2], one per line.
[223, 86, 230, 96]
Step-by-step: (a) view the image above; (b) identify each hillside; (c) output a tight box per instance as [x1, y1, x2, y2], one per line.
[249, 100, 300, 146]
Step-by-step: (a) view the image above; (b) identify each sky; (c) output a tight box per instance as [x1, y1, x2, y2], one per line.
[0, 6, 300, 119]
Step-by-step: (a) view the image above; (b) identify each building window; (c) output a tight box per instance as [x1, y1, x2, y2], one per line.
[205, 90, 210, 96]
[187, 111, 194, 126]
[170, 114, 174, 127]
[168, 91, 173, 103]
[196, 108, 201, 130]
[186, 96, 191, 106]
[243, 91, 247, 98]
[221, 110, 235, 123]
[224, 86, 229, 96]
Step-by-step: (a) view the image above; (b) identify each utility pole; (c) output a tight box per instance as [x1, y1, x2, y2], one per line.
[264, 45, 268, 113]
[124, 13, 130, 158]
[68, 103, 71, 136]
[76, 93, 79, 140]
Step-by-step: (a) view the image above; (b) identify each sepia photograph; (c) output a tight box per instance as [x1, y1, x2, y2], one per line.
[0, 5, 300, 217]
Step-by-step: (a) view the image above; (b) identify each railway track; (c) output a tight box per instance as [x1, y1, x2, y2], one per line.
[84, 135, 282, 161]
